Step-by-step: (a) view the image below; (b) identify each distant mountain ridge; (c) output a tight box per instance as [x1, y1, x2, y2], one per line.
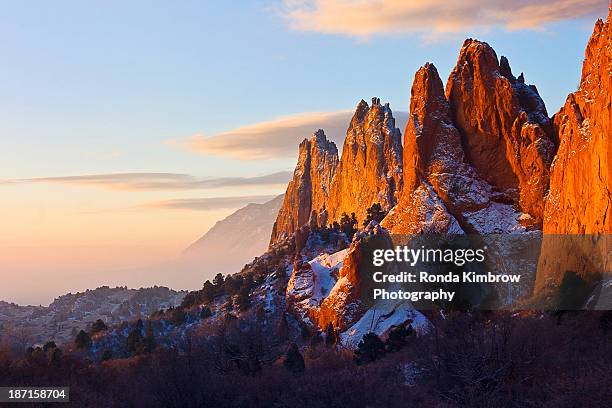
[183, 195, 284, 277]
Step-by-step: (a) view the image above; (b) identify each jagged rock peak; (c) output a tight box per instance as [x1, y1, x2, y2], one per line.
[542, 5, 611, 235]
[446, 38, 556, 226]
[499, 55, 514, 80]
[536, 6, 611, 294]
[269, 130, 339, 246]
[385, 62, 490, 235]
[327, 97, 403, 224]
[403, 62, 452, 191]
[310, 128, 337, 151]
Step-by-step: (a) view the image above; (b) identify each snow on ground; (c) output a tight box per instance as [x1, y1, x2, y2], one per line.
[309, 249, 349, 303]
[287, 248, 349, 314]
[340, 299, 430, 348]
[463, 202, 526, 234]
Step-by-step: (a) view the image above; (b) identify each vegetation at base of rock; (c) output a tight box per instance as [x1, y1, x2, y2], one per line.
[74, 330, 91, 350]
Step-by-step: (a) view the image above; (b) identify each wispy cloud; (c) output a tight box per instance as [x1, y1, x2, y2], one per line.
[142, 195, 278, 211]
[174, 111, 351, 160]
[281, 0, 608, 39]
[172, 109, 408, 160]
[12, 172, 292, 191]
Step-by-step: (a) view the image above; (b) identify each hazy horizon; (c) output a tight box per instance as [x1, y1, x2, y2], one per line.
[1, 0, 608, 305]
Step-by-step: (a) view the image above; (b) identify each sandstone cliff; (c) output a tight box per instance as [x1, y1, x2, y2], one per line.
[327, 98, 403, 224]
[543, 14, 611, 235]
[384, 60, 535, 235]
[308, 222, 394, 332]
[535, 6, 612, 294]
[446, 39, 557, 227]
[270, 130, 339, 245]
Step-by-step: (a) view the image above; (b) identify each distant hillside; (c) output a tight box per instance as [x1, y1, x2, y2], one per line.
[0, 286, 185, 345]
[182, 195, 284, 279]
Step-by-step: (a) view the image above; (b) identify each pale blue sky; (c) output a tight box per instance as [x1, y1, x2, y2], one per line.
[0, 1, 604, 179]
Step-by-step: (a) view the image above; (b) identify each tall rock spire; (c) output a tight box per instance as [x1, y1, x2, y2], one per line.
[543, 12, 611, 235]
[384, 63, 486, 234]
[327, 97, 403, 224]
[269, 129, 339, 246]
[446, 39, 556, 227]
[535, 6, 612, 295]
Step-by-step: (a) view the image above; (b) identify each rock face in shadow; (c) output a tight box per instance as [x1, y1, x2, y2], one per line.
[535, 7, 612, 295]
[327, 98, 403, 224]
[270, 130, 339, 245]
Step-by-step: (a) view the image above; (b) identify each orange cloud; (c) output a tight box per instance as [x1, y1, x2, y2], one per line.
[12, 172, 292, 191]
[173, 109, 408, 160]
[141, 195, 279, 211]
[282, 0, 608, 38]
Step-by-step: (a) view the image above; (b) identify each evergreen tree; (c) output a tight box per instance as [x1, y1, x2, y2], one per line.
[235, 286, 251, 311]
[309, 331, 322, 347]
[213, 273, 225, 292]
[43, 341, 57, 352]
[126, 326, 143, 354]
[354, 332, 385, 365]
[283, 343, 305, 373]
[338, 212, 358, 239]
[75, 330, 92, 350]
[141, 321, 156, 353]
[350, 212, 358, 228]
[101, 349, 112, 361]
[169, 308, 186, 325]
[91, 318, 108, 334]
[363, 203, 387, 227]
[48, 347, 62, 365]
[243, 274, 255, 291]
[324, 323, 337, 347]
[201, 280, 215, 303]
[384, 322, 414, 352]
[200, 306, 212, 319]
[224, 275, 241, 296]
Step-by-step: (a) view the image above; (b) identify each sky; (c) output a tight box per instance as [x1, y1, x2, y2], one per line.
[0, 0, 608, 305]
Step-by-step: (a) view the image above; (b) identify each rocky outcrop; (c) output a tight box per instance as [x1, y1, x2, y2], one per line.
[543, 15, 611, 235]
[446, 39, 557, 227]
[310, 222, 393, 331]
[535, 7, 612, 294]
[270, 130, 339, 245]
[384, 63, 528, 235]
[327, 98, 403, 224]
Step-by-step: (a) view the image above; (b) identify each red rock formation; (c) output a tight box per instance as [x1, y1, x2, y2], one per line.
[327, 98, 403, 224]
[535, 6, 612, 294]
[269, 130, 338, 245]
[544, 14, 611, 235]
[310, 222, 392, 331]
[384, 63, 528, 234]
[446, 39, 556, 227]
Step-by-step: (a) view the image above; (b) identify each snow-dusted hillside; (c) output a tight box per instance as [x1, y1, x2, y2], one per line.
[0, 286, 185, 345]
